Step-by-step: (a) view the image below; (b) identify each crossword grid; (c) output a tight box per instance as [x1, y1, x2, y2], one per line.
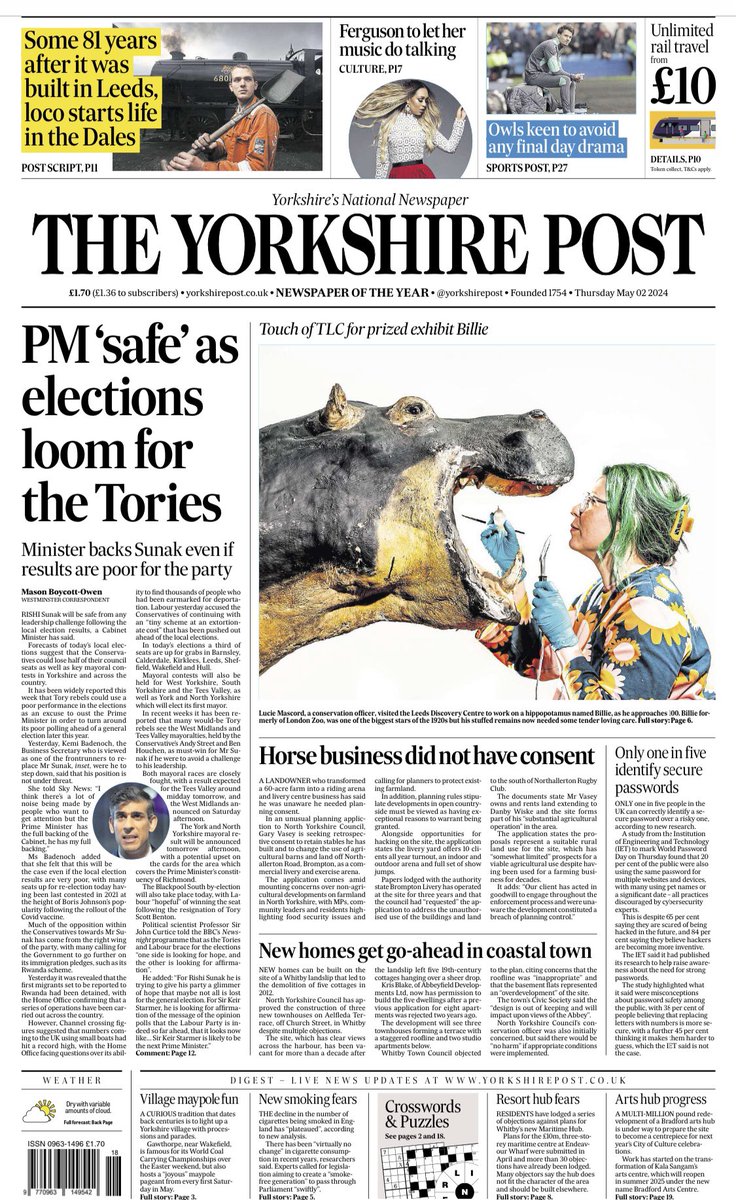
[381, 1142, 478, 1199]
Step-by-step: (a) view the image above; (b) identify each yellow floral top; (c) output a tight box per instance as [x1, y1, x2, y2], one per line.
[476, 565, 712, 700]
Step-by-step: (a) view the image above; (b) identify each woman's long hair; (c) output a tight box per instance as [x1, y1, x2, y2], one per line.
[598, 463, 691, 585]
[354, 79, 442, 165]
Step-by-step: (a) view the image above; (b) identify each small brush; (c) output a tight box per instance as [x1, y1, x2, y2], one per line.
[462, 514, 525, 532]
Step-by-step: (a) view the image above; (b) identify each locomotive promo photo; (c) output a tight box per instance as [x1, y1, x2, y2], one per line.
[112, 19, 323, 172]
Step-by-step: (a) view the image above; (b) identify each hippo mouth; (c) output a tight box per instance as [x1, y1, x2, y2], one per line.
[441, 456, 570, 622]
[453, 465, 560, 499]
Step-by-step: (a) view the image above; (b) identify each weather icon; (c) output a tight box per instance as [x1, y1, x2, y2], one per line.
[23, 1099, 56, 1123]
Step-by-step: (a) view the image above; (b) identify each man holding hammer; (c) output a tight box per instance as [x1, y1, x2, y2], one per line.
[164, 62, 279, 172]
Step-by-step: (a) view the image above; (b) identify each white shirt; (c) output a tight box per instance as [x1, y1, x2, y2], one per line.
[375, 112, 465, 179]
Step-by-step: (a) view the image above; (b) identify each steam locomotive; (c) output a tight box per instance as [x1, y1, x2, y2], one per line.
[150, 47, 322, 141]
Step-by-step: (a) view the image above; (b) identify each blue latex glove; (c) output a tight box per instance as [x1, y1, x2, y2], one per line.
[480, 517, 526, 580]
[532, 579, 578, 650]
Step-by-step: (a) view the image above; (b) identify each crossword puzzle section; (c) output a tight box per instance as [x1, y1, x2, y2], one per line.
[381, 1142, 479, 1199]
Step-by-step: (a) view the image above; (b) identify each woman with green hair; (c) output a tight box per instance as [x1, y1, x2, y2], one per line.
[477, 464, 711, 700]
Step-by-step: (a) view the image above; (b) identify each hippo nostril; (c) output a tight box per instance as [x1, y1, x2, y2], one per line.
[529, 409, 547, 419]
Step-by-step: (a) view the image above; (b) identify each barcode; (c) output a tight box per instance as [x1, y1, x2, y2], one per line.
[26, 1148, 122, 1196]
[106, 1155, 122, 1197]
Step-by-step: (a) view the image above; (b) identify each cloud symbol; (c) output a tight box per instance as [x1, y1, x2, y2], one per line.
[23, 1106, 51, 1123]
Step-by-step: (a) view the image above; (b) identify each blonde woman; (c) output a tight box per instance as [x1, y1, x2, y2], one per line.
[354, 79, 466, 179]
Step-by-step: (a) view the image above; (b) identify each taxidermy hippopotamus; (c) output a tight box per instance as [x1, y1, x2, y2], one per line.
[259, 385, 574, 672]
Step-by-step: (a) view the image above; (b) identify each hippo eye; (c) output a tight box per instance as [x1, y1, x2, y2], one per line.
[530, 409, 546, 419]
[388, 396, 435, 425]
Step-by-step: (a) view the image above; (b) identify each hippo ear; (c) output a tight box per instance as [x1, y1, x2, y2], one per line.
[319, 383, 363, 431]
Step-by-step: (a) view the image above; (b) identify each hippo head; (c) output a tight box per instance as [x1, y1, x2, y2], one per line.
[259, 385, 574, 671]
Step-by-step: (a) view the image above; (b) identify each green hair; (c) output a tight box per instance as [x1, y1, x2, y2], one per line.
[598, 464, 689, 586]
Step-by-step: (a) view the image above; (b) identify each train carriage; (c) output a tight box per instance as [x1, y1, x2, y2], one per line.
[653, 116, 714, 141]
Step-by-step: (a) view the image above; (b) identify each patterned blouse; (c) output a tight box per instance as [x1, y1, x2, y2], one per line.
[374, 113, 466, 179]
[476, 565, 712, 700]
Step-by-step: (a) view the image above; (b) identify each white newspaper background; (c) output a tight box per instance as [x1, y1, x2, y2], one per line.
[6, 6, 731, 1199]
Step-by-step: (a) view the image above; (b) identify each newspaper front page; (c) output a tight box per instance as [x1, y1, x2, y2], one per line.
[7, 5, 730, 1198]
